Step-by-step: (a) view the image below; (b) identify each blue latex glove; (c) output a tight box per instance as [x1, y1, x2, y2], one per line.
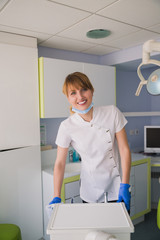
[49, 197, 61, 205]
[117, 183, 131, 211]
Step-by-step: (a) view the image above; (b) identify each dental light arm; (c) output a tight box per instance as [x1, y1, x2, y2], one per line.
[143, 40, 160, 63]
[135, 40, 160, 96]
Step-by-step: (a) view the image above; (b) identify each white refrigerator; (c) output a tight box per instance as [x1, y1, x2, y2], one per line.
[0, 33, 43, 240]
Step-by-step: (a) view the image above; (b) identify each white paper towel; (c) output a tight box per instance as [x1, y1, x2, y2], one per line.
[85, 231, 117, 240]
[46, 204, 55, 219]
[46, 202, 64, 219]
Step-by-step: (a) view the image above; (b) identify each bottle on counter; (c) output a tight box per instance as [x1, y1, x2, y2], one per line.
[73, 150, 79, 162]
[69, 149, 73, 162]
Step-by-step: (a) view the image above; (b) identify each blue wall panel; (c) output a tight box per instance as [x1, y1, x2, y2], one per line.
[116, 68, 160, 152]
[116, 69, 151, 112]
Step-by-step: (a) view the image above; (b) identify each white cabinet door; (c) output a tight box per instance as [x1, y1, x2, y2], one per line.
[40, 58, 83, 118]
[64, 179, 82, 203]
[134, 163, 148, 214]
[83, 63, 116, 106]
[65, 180, 80, 199]
[130, 166, 135, 217]
[0, 42, 40, 150]
[0, 146, 43, 240]
[42, 169, 54, 240]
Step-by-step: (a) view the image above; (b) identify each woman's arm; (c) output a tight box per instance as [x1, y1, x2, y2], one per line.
[53, 146, 68, 198]
[116, 127, 131, 184]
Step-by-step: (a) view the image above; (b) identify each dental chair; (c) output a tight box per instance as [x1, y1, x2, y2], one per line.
[157, 177, 160, 229]
[158, 199, 160, 229]
[0, 224, 22, 240]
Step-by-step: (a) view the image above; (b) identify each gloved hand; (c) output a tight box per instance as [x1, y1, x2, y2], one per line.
[49, 197, 61, 205]
[117, 183, 131, 211]
[46, 197, 61, 219]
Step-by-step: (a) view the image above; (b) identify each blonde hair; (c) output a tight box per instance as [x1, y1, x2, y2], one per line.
[63, 72, 94, 114]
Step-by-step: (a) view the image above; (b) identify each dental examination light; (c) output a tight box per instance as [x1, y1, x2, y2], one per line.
[135, 40, 160, 96]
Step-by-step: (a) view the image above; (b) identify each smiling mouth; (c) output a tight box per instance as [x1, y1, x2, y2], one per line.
[78, 100, 87, 105]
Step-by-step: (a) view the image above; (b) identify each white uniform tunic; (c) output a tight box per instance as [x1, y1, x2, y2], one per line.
[55, 105, 127, 202]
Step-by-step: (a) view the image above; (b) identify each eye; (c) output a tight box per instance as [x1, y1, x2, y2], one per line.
[81, 88, 88, 92]
[70, 91, 76, 95]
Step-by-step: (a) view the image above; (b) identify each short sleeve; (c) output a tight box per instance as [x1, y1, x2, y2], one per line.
[113, 106, 127, 133]
[55, 121, 71, 148]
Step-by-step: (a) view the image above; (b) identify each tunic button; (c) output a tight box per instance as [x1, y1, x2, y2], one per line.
[106, 130, 109, 132]
[91, 124, 93, 127]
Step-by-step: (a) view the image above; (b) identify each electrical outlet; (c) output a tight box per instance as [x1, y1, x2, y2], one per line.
[135, 129, 139, 135]
[129, 130, 135, 135]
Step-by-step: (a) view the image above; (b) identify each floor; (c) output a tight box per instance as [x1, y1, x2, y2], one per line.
[131, 210, 160, 240]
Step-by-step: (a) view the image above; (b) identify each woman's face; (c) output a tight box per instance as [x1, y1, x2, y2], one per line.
[67, 86, 93, 111]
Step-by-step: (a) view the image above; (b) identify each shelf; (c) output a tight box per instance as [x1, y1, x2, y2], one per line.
[123, 112, 160, 117]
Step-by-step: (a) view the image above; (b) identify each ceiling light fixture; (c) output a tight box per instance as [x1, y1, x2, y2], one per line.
[86, 29, 111, 39]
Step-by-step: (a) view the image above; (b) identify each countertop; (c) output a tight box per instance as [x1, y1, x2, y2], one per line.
[42, 161, 81, 178]
[42, 152, 154, 177]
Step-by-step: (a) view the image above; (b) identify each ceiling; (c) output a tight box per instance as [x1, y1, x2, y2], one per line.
[0, 0, 160, 56]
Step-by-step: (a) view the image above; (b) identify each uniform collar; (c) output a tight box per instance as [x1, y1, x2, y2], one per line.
[73, 107, 96, 125]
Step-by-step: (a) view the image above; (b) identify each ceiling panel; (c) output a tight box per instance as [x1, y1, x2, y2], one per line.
[47, 0, 118, 13]
[0, 0, 91, 35]
[104, 30, 160, 49]
[82, 44, 119, 55]
[98, 0, 160, 28]
[39, 36, 96, 52]
[0, 0, 12, 11]
[148, 24, 160, 34]
[0, 25, 52, 43]
[0, 0, 159, 58]
[57, 15, 140, 44]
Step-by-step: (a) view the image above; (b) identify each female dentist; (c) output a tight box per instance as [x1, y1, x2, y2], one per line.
[49, 72, 131, 211]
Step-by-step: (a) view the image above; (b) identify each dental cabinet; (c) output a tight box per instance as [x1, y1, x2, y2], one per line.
[42, 151, 150, 239]
[150, 157, 160, 209]
[130, 154, 151, 223]
[38, 57, 115, 118]
[42, 163, 81, 240]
